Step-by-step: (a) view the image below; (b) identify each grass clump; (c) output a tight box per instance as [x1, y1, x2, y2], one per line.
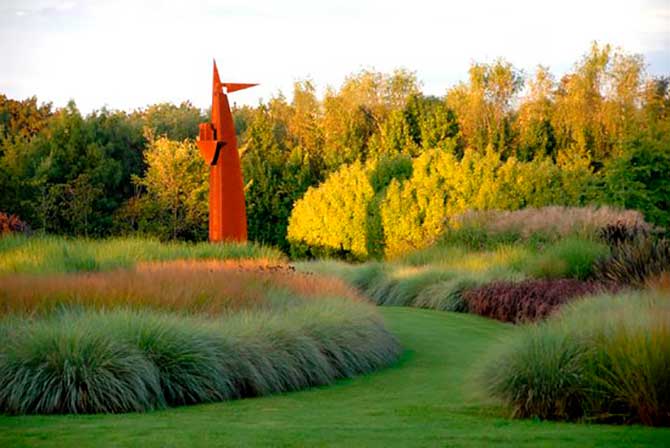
[0, 315, 163, 414]
[463, 279, 607, 323]
[595, 235, 670, 287]
[480, 291, 670, 426]
[519, 238, 610, 280]
[412, 276, 480, 312]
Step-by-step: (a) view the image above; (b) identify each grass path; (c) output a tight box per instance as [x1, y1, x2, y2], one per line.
[1, 308, 668, 447]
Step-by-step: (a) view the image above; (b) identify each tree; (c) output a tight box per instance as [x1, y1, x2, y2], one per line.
[602, 132, 670, 227]
[133, 136, 208, 240]
[516, 66, 557, 160]
[446, 60, 523, 154]
[140, 101, 204, 141]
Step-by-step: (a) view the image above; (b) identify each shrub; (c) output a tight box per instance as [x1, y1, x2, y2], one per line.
[462, 279, 606, 323]
[521, 238, 610, 280]
[288, 161, 375, 260]
[288, 156, 412, 260]
[480, 291, 670, 426]
[0, 212, 29, 236]
[595, 235, 670, 287]
[602, 133, 670, 227]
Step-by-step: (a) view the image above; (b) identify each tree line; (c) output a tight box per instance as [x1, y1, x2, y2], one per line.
[0, 43, 668, 253]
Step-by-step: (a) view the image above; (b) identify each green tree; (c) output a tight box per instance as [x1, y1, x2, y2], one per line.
[133, 136, 208, 240]
[516, 66, 557, 160]
[140, 101, 204, 140]
[602, 132, 670, 227]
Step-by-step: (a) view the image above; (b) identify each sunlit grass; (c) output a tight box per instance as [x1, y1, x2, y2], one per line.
[0, 260, 362, 317]
[0, 235, 285, 274]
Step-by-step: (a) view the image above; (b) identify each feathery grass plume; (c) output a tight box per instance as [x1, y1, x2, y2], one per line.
[443, 206, 649, 249]
[480, 291, 670, 426]
[595, 235, 670, 286]
[0, 261, 362, 317]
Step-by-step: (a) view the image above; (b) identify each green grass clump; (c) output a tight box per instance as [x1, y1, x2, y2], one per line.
[519, 238, 610, 280]
[480, 290, 670, 426]
[0, 298, 400, 415]
[0, 314, 163, 414]
[0, 235, 284, 274]
[413, 275, 482, 312]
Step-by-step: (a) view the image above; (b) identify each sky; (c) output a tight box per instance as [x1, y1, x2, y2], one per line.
[1, 0, 669, 113]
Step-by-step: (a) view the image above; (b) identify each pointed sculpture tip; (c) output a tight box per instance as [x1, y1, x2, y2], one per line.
[212, 59, 221, 88]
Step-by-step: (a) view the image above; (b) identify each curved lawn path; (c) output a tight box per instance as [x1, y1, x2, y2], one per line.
[1, 308, 668, 447]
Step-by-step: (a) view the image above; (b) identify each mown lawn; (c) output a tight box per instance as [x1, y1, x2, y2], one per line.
[1, 308, 668, 447]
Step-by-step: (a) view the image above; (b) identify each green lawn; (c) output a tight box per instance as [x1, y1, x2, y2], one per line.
[1, 308, 668, 447]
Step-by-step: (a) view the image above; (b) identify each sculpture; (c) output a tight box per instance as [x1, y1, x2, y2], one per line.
[197, 61, 257, 242]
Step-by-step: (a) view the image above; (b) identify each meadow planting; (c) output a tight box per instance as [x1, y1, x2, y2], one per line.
[0, 240, 400, 415]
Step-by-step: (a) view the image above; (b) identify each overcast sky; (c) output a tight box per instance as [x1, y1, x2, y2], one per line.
[1, 0, 668, 113]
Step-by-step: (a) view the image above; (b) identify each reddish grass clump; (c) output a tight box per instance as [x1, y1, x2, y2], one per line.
[462, 279, 608, 323]
[0, 260, 363, 317]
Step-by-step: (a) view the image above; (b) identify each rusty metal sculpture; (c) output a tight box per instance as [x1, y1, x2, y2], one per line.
[197, 61, 257, 242]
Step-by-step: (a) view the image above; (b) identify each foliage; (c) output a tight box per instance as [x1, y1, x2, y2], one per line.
[379, 150, 598, 257]
[601, 131, 670, 227]
[0, 102, 145, 236]
[287, 155, 413, 259]
[127, 136, 208, 240]
[138, 101, 204, 141]
[1, 43, 668, 248]
[462, 279, 607, 323]
[480, 291, 670, 425]
[0, 212, 29, 236]
[288, 161, 374, 259]
[242, 103, 321, 251]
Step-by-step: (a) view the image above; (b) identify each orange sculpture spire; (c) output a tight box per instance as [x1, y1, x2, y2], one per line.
[197, 60, 257, 242]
